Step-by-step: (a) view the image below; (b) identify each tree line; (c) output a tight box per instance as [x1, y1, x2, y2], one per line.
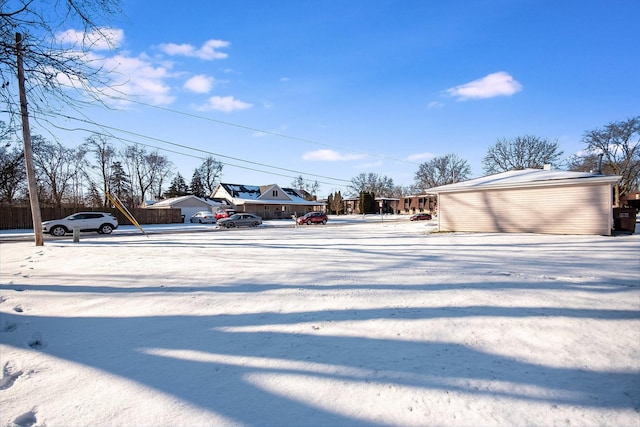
[3, 116, 638, 210]
[0, 126, 224, 208]
[336, 116, 639, 208]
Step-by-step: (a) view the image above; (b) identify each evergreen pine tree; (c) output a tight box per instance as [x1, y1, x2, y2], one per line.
[109, 161, 132, 206]
[165, 173, 189, 198]
[190, 169, 206, 197]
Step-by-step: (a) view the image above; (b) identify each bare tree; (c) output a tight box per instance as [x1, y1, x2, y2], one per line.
[1, 0, 123, 123]
[147, 151, 172, 200]
[122, 144, 172, 205]
[570, 116, 640, 206]
[414, 153, 471, 189]
[0, 143, 25, 204]
[482, 135, 563, 174]
[83, 133, 116, 206]
[198, 156, 223, 194]
[348, 172, 395, 198]
[290, 175, 319, 200]
[32, 135, 86, 207]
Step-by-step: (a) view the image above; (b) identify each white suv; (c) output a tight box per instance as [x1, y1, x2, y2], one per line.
[42, 212, 119, 236]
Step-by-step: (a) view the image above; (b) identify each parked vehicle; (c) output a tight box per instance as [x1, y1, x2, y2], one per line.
[297, 212, 328, 225]
[215, 209, 230, 220]
[410, 213, 432, 221]
[190, 211, 216, 224]
[217, 213, 262, 228]
[42, 212, 119, 236]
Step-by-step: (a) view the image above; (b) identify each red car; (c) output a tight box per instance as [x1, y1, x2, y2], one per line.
[410, 213, 432, 221]
[215, 209, 230, 220]
[296, 212, 328, 225]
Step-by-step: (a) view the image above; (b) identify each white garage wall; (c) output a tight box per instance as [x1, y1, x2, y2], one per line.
[438, 183, 613, 235]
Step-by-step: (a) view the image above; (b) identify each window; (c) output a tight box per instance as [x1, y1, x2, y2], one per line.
[272, 190, 278, 197]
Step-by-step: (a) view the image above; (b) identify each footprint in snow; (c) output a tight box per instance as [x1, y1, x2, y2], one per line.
[28, 332, 46, 350]
[12, 409, 38, 427]
[0, 362, 23, 390]
[3, 322, 18, 332]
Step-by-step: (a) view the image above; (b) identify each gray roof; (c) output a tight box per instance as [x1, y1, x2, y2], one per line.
[427, 168, 620, 193]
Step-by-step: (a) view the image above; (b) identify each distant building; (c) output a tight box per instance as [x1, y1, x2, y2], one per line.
[144, 195, 229, 223]
[210, 183, 324, 219]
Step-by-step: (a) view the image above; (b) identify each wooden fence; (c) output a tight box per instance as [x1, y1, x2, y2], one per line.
[0, 207, 182, 230]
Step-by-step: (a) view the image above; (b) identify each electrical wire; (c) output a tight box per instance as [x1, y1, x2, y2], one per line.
[32, 110, 353, 187]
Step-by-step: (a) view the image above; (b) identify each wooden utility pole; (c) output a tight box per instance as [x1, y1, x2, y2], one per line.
[16, 32, 44, 246]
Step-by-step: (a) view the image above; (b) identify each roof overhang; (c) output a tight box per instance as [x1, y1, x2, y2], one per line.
[427, 169, 621, 194]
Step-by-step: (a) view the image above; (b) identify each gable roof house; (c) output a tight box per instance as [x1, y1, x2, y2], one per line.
[210, 183, 325, 219]
[427, 168, 621, 235]
[144, 195, 230, 223]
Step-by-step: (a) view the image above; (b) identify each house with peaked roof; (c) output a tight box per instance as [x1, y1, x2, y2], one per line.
[210, 183, 325, 219]
[427, 168, 620, 235]
[144, 195, 231, 223]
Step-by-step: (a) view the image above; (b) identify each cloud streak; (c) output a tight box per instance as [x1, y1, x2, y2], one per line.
[56, 27, 124, 50]
[447, 71, 522, 100]
[406, 152, 435, 162]
[158, 39, 230, 60]
[302, 149, 367, 161]
[196, 96, 252, 112]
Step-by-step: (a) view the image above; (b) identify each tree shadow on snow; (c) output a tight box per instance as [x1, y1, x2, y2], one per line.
[1, 305, 639, 426]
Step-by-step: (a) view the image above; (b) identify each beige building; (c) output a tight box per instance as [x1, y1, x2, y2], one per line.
[210, 183, 324, 219]
[427, 168, 620, 235]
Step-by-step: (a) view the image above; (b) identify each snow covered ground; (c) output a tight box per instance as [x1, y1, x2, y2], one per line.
[1, 217, 639, 427]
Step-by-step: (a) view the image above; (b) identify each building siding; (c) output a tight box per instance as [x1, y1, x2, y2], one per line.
[438, 183, 613, 235]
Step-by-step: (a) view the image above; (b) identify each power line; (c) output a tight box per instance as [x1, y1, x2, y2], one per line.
[33, 110, 353, 187]
[120, 97, 420, 166]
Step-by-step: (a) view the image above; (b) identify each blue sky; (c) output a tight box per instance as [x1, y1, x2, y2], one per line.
[38, 0, 640, 197]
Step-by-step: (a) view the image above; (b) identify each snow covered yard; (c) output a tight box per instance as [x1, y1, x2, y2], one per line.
[1, 220, 639, 427]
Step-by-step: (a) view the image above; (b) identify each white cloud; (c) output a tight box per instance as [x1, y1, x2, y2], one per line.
[302, 149, 367, 161]
[56, 27, 124, 50]
[406, 152, 435, 162]
[196, 96, 252, 112]
[55, 30, 237, 108]
[446, 71, 522, 100]
[427, 101, 443, 109]
[97, 54, 176, 106]
[158, 39, 230, 60]
[183, 75, 215, 93]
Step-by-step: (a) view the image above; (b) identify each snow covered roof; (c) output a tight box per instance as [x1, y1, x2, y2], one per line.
[221, 184, 262, 199]
[219, 183, 323, 206]
[427, 168, 621, 193]
[146, 195, 223, 208]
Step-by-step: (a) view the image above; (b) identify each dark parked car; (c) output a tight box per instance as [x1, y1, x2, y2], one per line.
[410, 213, 432, 221]
[217, 213, 262, 228]
[190, 211, 216, 224]
[42, 212, 119, 236]
[297, 212, 328, 225]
